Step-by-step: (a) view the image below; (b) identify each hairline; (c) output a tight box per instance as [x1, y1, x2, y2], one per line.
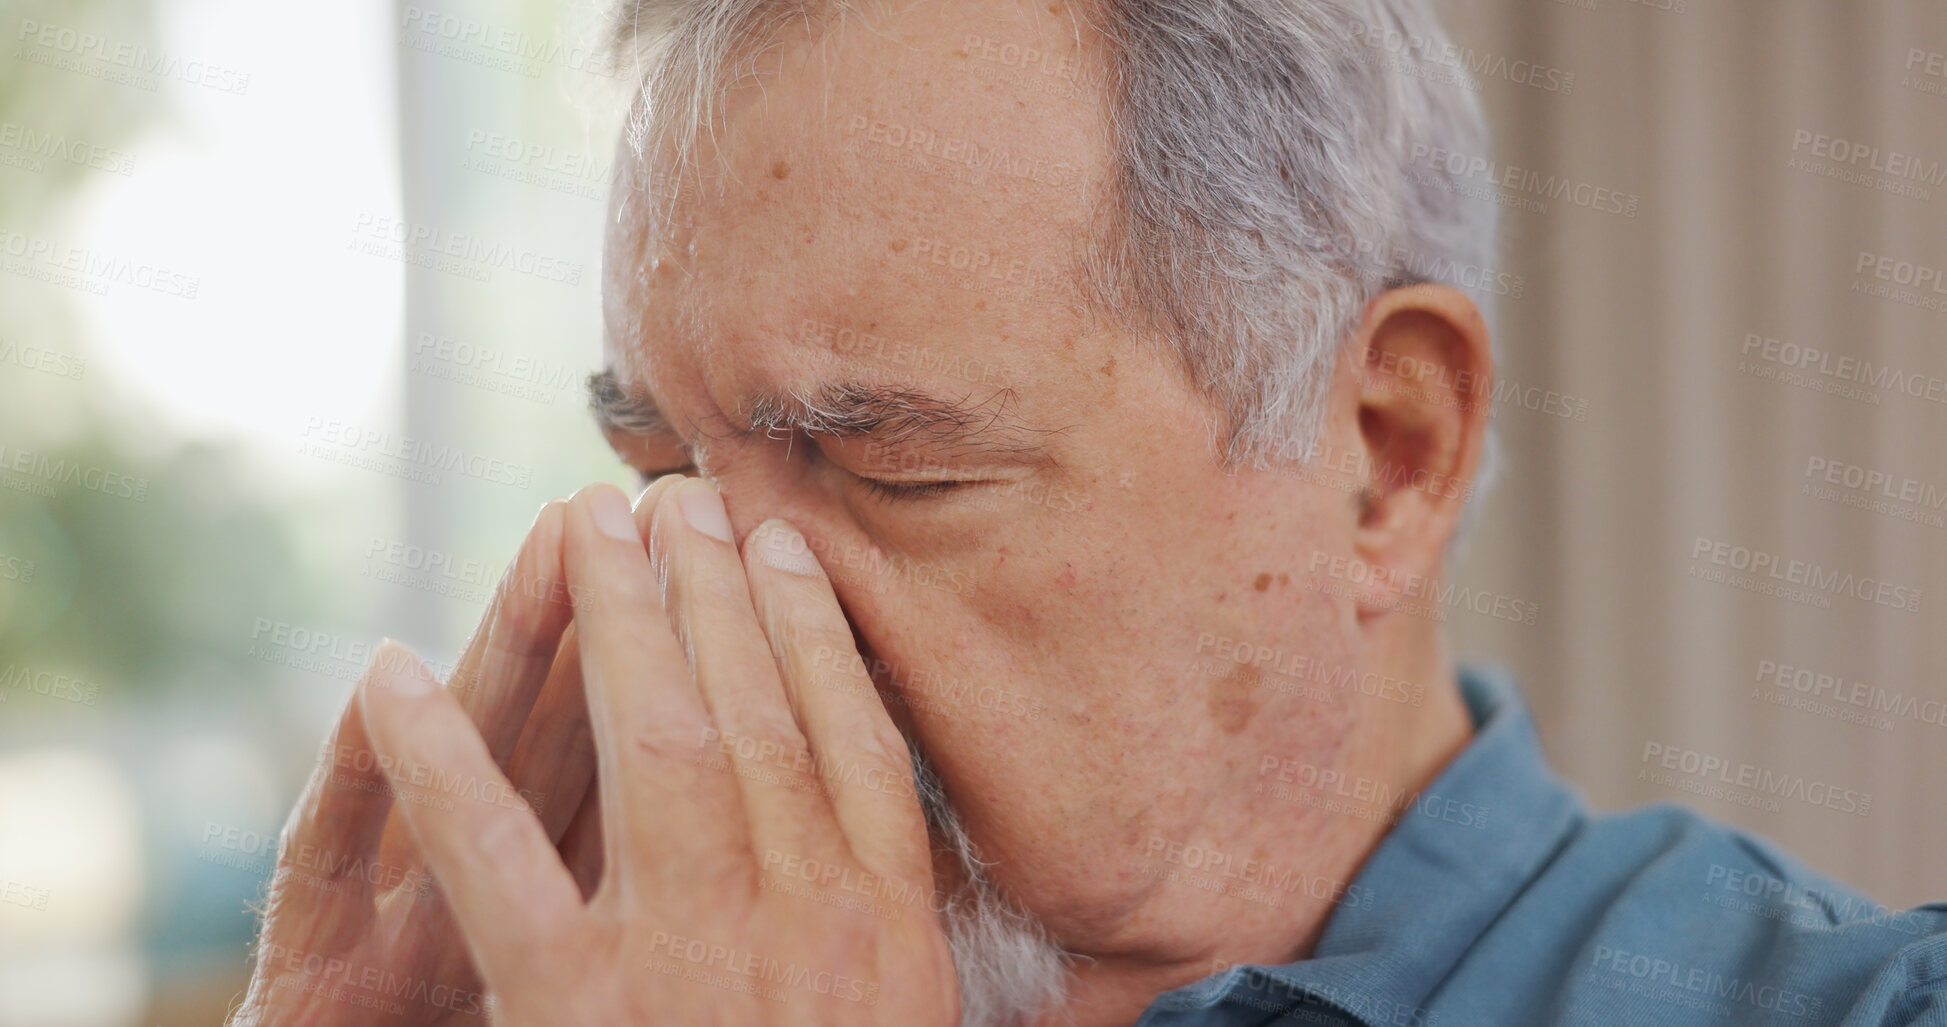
[600, 0, 1503, 544]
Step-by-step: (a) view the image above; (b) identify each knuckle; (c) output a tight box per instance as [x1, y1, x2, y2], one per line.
[667, 560, 751, 613]
[829, 921, 879, 969]
[720, 707, 810, 759]
[847, 718, 912, 772]
[629, 715, 715, 764]
[591, 561, 660, 610]
[475, 810, 531, 864]
[779, 615, 851, 664]
[497, 569, 568, 638]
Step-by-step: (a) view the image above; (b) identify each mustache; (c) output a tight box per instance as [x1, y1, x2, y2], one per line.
[910, 734, 958, 847]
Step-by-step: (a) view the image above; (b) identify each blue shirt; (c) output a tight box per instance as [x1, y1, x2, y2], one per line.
[1136, 664, 1947, 1026]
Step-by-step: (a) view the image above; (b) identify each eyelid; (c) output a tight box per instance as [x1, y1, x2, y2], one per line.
[809, 432, 981, 481]
[857, 476, 969, 502]
[777, 433, 964, 503]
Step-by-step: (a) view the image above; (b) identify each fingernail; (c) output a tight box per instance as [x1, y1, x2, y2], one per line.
[375, 638, 435, 696]
[677, 480, 733, 542]
[590, 484, 637, 541]
[751, 519, 821, 576]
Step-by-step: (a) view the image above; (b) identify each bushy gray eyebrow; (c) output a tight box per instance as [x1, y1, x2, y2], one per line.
[742, 382, 1051, 458]
[586, 368, 1055, 460]
[587, 368, 673, 438]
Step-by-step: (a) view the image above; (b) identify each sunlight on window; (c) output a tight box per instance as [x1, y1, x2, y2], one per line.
[72, 0, 401, 476]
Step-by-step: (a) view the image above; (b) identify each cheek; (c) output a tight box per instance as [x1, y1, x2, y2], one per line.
[763, 463, 1359, 764]
[798, 482, 1367, 926]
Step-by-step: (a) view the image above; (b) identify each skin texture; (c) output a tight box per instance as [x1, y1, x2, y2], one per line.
[235, 478, 961, 1025]
[230, 2, 1494, 1025]
[597, 2, 1489, 1023]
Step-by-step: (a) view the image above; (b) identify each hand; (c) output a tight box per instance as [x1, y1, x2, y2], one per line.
[346, 477, 959, 1024]
[229, 498, 612, 1026]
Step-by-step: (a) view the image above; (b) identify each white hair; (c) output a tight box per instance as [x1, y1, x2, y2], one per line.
[912, 747, 1074, 1027]
[599, 0, 1503, 535]
[595, 5, 1502, 1018]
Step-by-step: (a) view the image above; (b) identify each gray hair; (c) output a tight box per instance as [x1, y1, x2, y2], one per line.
[601, 0, 1501, 538]
[912, 746, 1072, 1027]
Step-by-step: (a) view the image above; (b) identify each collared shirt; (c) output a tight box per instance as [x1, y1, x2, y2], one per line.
[1136, 664, 1947, 1026]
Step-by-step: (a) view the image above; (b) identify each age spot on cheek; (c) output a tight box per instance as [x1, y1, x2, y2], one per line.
[1209, 662, 1263, 735]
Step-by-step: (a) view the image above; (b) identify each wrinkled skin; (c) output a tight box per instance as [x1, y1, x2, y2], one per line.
[233, 1, 1491, 1024]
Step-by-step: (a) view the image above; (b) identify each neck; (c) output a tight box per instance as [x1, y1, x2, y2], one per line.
[1031, 618, 1474, 1027]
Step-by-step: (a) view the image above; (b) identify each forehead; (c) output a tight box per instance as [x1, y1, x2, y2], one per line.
[605, 0, 1115, 422]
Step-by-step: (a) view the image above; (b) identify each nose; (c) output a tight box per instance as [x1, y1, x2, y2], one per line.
[707, 468, 802, 553]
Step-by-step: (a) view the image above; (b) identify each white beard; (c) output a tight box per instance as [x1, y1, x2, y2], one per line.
[912, 748, 1075, 1027]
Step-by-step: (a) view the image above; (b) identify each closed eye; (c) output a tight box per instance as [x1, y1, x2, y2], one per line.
[856, 476, 971, 502]
[635, 462, 966, 503]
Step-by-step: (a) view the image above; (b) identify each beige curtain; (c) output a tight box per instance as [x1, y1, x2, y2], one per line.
[1445, 0, 1947, 907]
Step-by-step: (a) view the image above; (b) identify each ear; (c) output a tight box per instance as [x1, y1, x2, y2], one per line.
[1345, 284, 1492, 614]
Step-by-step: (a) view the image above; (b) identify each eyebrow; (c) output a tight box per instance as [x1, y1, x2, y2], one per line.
[586, 368, 1054, 459]
[587, 368, 674, 438]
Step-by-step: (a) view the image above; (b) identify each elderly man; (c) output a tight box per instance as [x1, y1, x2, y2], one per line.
[232, 0, 1947, 1024]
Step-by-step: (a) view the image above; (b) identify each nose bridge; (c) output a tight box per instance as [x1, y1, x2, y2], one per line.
[717, 482, 768, 551]
[708, 455, 815, 551]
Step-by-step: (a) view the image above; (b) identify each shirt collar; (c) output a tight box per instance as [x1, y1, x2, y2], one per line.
[1151, 663, 1586, 1024]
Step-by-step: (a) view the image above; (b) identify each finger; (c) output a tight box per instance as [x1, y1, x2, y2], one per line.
[557, 778, 604, 901]
[506, 622, 597, 845]
[448, 499, 574, 767]
[505, 475, 677, 849]
[742, 518, 932, 888]
[378, 500, 572, 874]
[561, 479, 748, 890]
[649, 478, 844, 862]
[359, 639, 584, 989]
[276, 647, 404, 887]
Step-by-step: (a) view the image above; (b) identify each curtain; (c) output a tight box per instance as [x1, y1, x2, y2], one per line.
[1446, 0, 1947, 907]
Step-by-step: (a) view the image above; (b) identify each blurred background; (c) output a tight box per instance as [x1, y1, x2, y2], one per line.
[0, 0, 1941, 1023]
